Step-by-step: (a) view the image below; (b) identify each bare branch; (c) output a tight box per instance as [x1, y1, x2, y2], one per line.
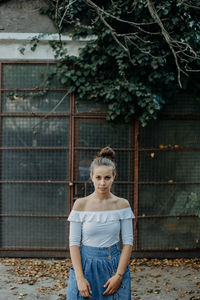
[59, 0, 78, 29]
[32, 88, 72, 134]
[147, 0, 189, 87]
[88, 4, 129, 53]
[83, 0, 161, 35]
[55, 0, 60, 29]
[180, 0, 200, 10]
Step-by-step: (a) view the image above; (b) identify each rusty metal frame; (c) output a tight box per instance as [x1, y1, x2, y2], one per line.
[0, 61, 71, 254]
[133, 120, 139, 250]
[0, 61, 199, 256]
[69, 92, 75, 211]
[0, 62, 2, 249]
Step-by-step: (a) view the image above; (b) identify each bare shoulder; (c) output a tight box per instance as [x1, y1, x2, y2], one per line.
[115, 197, 130, 209]
[72, 197, 87, 211]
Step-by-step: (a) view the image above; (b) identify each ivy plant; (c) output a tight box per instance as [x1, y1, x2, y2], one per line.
[38, 0, 200, 126]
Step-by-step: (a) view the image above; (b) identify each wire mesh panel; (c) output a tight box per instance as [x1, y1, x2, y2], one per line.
[139, 119, 200, 148]
[139, 150, 200, 182]
[160, 92, 200, 116]
[75, 149, 132, 182]
[73, 118, 134, 207]
[138, 113, 200, 252]
[138, 217, 200, 250]
[0, 63, 69, 254]
[138, 184, 200, 217]
[1, 217, 68, 248]
[1, 183, 68, 215]
[2, 64, 62, 89]
[2, 117, 69, 147]
[2, 149, 68, 181]
[0, 61, 199, 256]
[2, 91, 70, 113]
[76, 119, 133, 148]
[76, 98, 107, 113]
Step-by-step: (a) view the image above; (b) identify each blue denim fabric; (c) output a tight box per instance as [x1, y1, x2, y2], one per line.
[66, 243, 131, 300]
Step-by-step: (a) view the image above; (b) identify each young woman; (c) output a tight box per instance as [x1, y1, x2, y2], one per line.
[66, 147, 134, 299]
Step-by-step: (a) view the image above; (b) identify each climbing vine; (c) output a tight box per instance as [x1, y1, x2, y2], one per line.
[38, 0, 200, 126]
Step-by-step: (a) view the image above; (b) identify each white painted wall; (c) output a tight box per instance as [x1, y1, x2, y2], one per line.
[0, 33, 93, 60]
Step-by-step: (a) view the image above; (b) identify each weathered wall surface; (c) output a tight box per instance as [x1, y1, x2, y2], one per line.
[0, 0, 56, 32]
[0, 0, 90, 60]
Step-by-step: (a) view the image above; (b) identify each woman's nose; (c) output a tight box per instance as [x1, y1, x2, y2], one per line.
[100, 179, 105, 185]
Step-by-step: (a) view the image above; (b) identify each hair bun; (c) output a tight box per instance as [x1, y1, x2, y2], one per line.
[97, 147, 115, 162]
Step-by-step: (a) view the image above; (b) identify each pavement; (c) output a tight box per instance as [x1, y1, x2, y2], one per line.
[0, 258, 199, 300]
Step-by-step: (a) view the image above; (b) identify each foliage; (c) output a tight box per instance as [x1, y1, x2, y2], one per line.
[185, 192, 200, 218]
[39, 0, 200, 126]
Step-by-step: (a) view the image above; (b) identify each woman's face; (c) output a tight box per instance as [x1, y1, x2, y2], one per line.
[91, 165, 116, 194]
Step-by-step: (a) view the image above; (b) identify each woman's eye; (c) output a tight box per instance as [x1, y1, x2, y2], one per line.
[105, 176, 111, 180]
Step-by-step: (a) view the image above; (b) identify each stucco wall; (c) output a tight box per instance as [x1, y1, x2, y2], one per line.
[0, 0, 56, 33]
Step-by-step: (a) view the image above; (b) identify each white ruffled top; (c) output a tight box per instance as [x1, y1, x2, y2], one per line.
[68, 207, 135, 247]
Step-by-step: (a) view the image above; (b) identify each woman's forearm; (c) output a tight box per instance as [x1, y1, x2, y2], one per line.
[70, 245, 85, 280]
[116, 244, 133, 276]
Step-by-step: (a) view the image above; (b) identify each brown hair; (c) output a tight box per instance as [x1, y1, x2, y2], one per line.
[90, 147, 116, 175]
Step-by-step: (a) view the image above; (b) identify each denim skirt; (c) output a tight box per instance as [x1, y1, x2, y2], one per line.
[66, 242, 131, 300]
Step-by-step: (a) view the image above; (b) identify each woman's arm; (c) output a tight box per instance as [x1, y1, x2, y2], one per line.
[69, 221, 92, 298]
[116, 244, 133, 276]
[70, 245, 92, 298]
[103, 218, 133, 295]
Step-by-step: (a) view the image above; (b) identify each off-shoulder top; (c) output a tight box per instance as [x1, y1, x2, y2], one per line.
[68, 207, 135, 248]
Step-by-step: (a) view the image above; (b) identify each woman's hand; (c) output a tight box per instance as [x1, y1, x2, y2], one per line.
[77, 277, 92, 298]
[103, 274, 122, 295]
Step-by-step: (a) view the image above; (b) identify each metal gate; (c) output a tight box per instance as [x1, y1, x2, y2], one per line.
[0, 62, 199, 257]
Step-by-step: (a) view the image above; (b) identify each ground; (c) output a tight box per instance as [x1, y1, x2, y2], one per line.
[0, 258, 199, 300]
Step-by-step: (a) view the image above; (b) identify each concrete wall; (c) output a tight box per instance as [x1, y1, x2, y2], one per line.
[0, 0, 56, 33]
[0, 0, 93, 60]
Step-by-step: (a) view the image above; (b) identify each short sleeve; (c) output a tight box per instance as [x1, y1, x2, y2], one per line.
[69, 221, 82, 247]
[121, 218, 133, 246]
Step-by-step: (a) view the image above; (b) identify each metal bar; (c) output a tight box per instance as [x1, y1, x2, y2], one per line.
[139, 181, 200, 185]
[137, 215, 198, 219]
[73, 113, 200, 120]
[0, 88, 67, 91]
[0, 62, 2, 110]
[0, 113, 70, 117]
[0, 247, 68, 251]
[72, 180, 200, 185]
[133, 247, 200, 252]
[128, 123, 135, 208]
[0, 180, 69, 184]
[70, 92, 75, 211]
[0, 147, 69, 150]
[68, 93, 72, 213]
[0, 246, 198, 252]
[84, 182, 87, 197]
[74, 147, 135, 151]
[158, 114, 200, 120]
[74, 114, 106, 119]
[0, 180, 199, 185]
[134, 119, 139, 251]
[72, 180, 135, 184]
[0, 214, 68, 218]
[2, 61, 57, 64]
[139, 147, 200, 151]
[0, 62, 2, 248]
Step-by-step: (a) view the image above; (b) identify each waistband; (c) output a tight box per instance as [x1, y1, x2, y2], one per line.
[81, 242, 121, 258]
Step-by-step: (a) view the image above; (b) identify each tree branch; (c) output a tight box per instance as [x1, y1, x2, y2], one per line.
[147, 0, 189, 87]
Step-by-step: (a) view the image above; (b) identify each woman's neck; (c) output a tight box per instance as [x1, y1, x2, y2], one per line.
[92, 191, 113, 201]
